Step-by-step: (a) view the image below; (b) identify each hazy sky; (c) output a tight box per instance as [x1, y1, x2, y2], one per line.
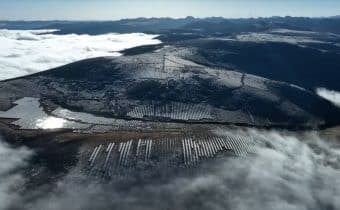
[1, 0, 340, 20]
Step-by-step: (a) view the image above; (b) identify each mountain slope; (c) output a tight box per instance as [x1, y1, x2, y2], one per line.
[1, 47, 340, 128]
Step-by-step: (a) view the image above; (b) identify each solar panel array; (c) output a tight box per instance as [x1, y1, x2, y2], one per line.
[84, 134, 256, 182]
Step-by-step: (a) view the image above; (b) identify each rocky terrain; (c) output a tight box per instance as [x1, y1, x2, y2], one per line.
[1, 43, 340, 129]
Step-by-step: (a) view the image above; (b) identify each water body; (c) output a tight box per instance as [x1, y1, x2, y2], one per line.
[0, 97, 89, 129]
[0, 97, 151, 131]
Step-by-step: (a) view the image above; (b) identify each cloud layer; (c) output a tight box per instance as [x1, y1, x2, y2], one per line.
[316, 87, 340, 108]
[2, 129, 340, 210]
[0, 136, 32, 210]
[0, 29, 161, 80]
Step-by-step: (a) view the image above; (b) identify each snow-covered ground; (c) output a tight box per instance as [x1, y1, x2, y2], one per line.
[235, 32, 327, 44]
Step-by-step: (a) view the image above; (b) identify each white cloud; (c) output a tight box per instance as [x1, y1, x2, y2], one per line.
[3, 129, 340, 210]
[316, 87, 340, 108]
[0, 29, 161, 80]
[0, 136, 32, 210]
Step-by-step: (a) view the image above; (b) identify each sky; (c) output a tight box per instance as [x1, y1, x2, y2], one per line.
[0, 0, 339, 20]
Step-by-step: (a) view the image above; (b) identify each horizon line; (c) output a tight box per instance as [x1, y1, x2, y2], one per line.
[1, 15, 339, 22]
